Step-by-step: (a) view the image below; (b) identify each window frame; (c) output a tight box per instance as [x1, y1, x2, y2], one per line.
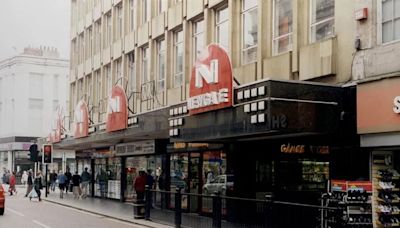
[141, 46, 150, 84]
[272, 0, 293, 56]
[157, 38, 166, 92]
[215, 6, 229, 53]
[193, 18, 205, 61]
[115, 4, 123, 41]
[127, 52, 136, 92]
[377, 0, 400, 44]
[129, 0, 136, 32]
[309, 0, 335, 43]
[241, 0, 258, 64]
[158, 0, 168, 14]
[173, 29, 184, 88]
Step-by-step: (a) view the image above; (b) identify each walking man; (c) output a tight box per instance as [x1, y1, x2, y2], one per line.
[72, 171, 82, 199]
[50, 170, 58, 192]
[57, 171, 67, 198]
[25, 171, 33, 197]
[80, 167, 90, 198]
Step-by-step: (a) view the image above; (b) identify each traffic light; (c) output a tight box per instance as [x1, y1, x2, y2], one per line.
[43, 144, 53, 164]
[28, 144, 38, 162]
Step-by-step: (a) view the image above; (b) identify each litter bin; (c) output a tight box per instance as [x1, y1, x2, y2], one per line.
[133, 199, 145, 219]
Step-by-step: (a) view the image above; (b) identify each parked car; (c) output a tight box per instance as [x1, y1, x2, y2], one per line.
[202, 174, 234, 195]
[0, 184, 5, 215]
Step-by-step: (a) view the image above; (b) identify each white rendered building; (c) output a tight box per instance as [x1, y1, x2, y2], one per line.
[0, 46, 69, 175]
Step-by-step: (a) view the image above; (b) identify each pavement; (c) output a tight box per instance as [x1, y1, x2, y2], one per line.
[14, 185, 173, 228]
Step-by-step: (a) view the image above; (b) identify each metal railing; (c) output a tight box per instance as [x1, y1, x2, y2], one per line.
[140, 187, 341, 228]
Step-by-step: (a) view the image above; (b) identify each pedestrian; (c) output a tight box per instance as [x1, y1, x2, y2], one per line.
[134, 170, 146, 201]
[49, 170, 57, 192]
[32, 171, 43, 201]
[64, 169, 72, 194]
[25, 171, 33, 197]
[57, 171, 67, 198]
[72, 171, 82, 199]
[96, 169, 108, 198]
[21, 171, 28, 186]
[80, 167, 90, 198]
[8, 171, 16, 195]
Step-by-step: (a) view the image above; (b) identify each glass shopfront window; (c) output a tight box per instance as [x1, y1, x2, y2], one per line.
[94, 157, 121, 199]
[125, 156, 162, 202]
[170, 153, 189, 209]
[202, 151, 228, 213]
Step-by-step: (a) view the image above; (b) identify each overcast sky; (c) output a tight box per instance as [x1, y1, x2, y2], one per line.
[0, 0, 70, 61]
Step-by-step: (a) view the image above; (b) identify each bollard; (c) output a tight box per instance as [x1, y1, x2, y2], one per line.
[175, 187, 182, 228]
[265, 193, 273, 228]
[212, 191, 222, 228]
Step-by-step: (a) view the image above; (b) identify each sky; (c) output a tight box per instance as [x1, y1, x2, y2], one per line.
[0, 0, 70, 61]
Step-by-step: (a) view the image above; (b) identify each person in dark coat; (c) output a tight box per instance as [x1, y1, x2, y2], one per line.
[134, 170, 147, 201]
[33, 171, 43, 201]
[64, 169, 72, 194]
[25, 171, 33, 197]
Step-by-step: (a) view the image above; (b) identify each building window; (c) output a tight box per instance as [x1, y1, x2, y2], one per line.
[241, 0, 258, 64]
[53, 74, 59, 99]
[310, 0, 334, 43]
[193, 19, 205, 60]
[128, 53, 136, 92]
[94, 20, 101, 54]
[173, 30, 184, 88]
[94, 70, 101, 105]
[158, 0, 167, 13]
[29, 73, 44, 99]
[142, 0, 151, 24]
[381, 0, 400, 43]
[215, 6, 229, 53]
[86, 27, 93, 59]
[104, 12, 112, 47]
[273, 0, 292, 55]
[141, 46, 149, 84]
[115, 4, 123, 40]
[116, 59, 122, 86]
[157, 39, 166, 91]
[129, 0, 136, 32]
[79, 33, 85, 64]
[105, 65, 112, 94]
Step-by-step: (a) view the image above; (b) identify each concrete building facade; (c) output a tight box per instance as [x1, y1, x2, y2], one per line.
[62, 0, 364, 226]
[0, 46, 69, 177]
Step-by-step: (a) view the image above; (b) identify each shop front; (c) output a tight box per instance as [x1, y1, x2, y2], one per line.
[166, 143, 228, 213]
[357, 77, 400, 227]
[116, 140, 167, 202]
[169, 74, 357, 226]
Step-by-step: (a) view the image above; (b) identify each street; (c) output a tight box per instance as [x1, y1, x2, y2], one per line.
[0, 189, 144, 228]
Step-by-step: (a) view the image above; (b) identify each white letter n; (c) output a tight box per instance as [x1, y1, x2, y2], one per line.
[195, 59, 218, 88]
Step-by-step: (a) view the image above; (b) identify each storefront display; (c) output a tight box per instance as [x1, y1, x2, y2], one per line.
[372, 152, 400, 227]
[326, 180, 373, 227]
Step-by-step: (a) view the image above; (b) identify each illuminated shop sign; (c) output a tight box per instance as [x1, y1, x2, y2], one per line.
[280, 143, 329, 154]
[188, 44, 233, 115]
[106, 85, 128, 132]
[74, 100, 89, 138]
[393, 96, 400, 114]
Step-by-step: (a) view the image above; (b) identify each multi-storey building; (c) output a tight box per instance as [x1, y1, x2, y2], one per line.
[0, 46, 69, 178]
[61, 0, 362, 226]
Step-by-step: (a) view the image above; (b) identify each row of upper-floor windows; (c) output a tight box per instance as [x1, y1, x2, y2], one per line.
[71, 0, 338, 67]
[72, 0, 400, 65]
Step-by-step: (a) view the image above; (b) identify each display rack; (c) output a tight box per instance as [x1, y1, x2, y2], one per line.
[325, 180, 373, 227]
[345, 181, 373, 227]
[372, 152, 400, 228]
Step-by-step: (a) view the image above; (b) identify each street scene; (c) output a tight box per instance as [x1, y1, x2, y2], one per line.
[2, 0, 400, 227]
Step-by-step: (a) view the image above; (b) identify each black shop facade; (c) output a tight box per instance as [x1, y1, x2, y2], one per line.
[165, 45, 361, 218]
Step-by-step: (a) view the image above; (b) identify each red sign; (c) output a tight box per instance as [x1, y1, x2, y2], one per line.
[106, 85, 128, 132]
[331, 180, 347, 192]
[74, 100, 89, 138]
[188, 44, 233, 115]
[347, 181, 372, 192]
[50, 106, 64, 143]
[357, 78, 400, 134]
